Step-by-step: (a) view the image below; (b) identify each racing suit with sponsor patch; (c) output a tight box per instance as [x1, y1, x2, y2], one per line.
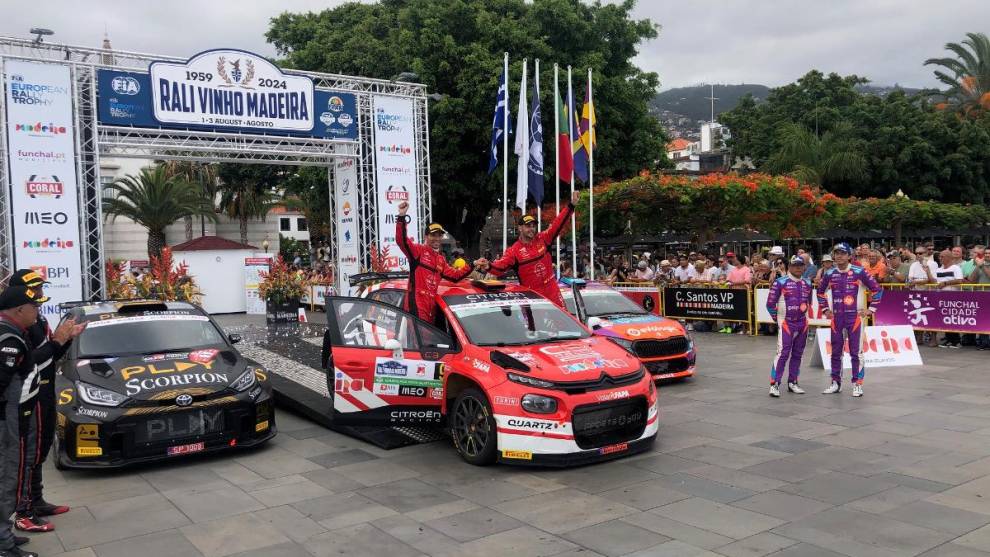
[23, 315, 67, 511]
[396, 216, 472, 324]
[488, 203, 574, 307]
[766, 275, 813, 385]
[816, 264, 882, 385]
[0, 317, 32, 550]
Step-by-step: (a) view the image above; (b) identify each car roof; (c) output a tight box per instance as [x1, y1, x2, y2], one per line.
[66, 299, 204, 320]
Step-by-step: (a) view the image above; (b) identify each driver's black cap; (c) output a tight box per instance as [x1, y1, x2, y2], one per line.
[8, 269, 49, 288]
[0, 285, 49, 310]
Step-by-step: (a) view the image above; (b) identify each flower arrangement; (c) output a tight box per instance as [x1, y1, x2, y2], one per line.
[104, 248, 201, 303]
[258, 255, 309, 303]
[369, 243, 392, 273]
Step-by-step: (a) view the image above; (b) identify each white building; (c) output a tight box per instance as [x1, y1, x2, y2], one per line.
[99, 156, 309, 262]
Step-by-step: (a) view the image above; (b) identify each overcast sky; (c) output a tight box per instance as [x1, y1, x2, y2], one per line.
[3, 0, 986, 91]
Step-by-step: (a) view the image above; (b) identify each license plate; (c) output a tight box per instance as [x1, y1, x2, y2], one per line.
[137, 409, 224, 443]
[167, 441, 204, 456]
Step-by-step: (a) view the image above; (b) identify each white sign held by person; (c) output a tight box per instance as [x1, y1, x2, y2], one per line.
[333, 157, 362, 295]
[813, 325, 922, 369]
[150, 50, 314, 131]
[4, 60, 83, 316]
[373, 95, 418, 271]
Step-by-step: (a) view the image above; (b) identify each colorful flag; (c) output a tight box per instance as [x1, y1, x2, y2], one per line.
[555, 91, 573, 183]
[527, 74, 544, 206]
[487, 68, 511, 175]
[571, 87, 588, 183]
[513, 62, 529, 211]
[579, 81, 596, 156]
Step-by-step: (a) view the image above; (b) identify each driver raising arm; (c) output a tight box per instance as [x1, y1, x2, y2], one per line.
[485, 191, 579, 307]
[396, 201, 486, 323]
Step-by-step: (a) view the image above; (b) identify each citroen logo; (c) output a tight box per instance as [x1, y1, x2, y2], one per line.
[175, 394, 193, 407]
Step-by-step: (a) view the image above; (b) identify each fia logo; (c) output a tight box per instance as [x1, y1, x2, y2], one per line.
[111, 76, 141, 95]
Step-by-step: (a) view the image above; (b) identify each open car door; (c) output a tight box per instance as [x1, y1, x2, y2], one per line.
[321, 297, 457, 426]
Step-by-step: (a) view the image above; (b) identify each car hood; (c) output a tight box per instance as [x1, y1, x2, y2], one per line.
[591, 314, 686, 341]
[69, 347, 244, 401]
[493, 336, 641, 382]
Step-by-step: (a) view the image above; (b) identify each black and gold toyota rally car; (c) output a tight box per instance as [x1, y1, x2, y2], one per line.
[53, 300, 276, 468]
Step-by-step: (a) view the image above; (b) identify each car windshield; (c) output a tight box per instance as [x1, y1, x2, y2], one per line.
[578, 290, 648, 317]
[444, 291, 589, 346]
[77, 314, 226, 357]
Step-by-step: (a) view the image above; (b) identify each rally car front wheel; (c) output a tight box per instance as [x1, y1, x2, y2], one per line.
[450, 388, 497, 465]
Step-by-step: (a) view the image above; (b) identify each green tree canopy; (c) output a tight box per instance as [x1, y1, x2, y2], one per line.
[266, 0, 667, 249]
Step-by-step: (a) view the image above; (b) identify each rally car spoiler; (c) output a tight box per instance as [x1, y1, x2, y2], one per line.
[348, 272, 409, 287]
[59, 298, 166, 310]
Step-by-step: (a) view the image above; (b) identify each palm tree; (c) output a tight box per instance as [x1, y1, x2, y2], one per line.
[217, 167, 283, 244]
[103, 165, 218, 258]
[160, 160, 219, 240]
[765, 122, 868, 191]
[925, 32, 990, 118]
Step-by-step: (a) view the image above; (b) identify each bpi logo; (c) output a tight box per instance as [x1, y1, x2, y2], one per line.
[903, 293, 935, 326]
[385, 186, 409, 205]
[111, 75, 141, 95]
[24, 211, 69, 225]
[25, 176, 64, 198]
[29, 266, 70, 281]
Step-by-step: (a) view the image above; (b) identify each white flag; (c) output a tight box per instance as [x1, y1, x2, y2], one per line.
[513, 59, 529, 212]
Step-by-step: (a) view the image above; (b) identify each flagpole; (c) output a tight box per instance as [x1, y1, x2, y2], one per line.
[587, 68, 595, 281]
[553, 63, 560, 270]
[535, 58, 541, 231]
[502, 52, 509, 252]
[568, 65, 577, 276]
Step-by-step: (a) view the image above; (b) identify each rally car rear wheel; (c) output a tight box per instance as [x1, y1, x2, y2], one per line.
[450, 388, 497, 465]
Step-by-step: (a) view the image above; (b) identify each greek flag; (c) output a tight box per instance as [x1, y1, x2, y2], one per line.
[487, 68, 511, 175]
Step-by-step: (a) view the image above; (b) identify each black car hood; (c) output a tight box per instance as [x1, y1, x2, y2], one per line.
[68, 346, 245, 401]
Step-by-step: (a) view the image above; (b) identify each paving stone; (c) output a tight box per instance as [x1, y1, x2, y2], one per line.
[372, 514, 463, 555]
[299, 467, 365, 493]
[436, 525, 577, 557]
[292, 491, 396, 530]
[845, 485, 931, 514]
[180, 512, 290, 557]
[767, 543, 849, 557]
[227, 542, 314, 557]
[651, 497, 784, 540]
[750, 437, 829, 454]
[305, 523, 422, 557]
[57, 505, 191, 551]
[358, 478, 461, 512]
[251, 505, 327, 544]
[927, 475, 990, 515]
[715, 532, 800, 557]
[732, 491, 833, 521]
[550, 463, 663, 493]
[166, 485, 266, 522]
[304, 448, 379, 469]
[884, 501, 990, 535]
[441, 478, 540, 505]
[627, 453, 708, 474]
[561, 519, 670, 557]
[682, 465, 789, 493]
[653, 472, 756, 503]
[599, 479, 692, 510]
[918, 543, 990, 557]
[671, 443, 787, 470]
[234, 447, 325, 479]
[493, 488, 637, 534]
[331, 458, 421, 486]
[424, 507, 524, 542]
[623, 539, 723, 557]
[779, 471, 897, 505]
[93, 530, 203, 557]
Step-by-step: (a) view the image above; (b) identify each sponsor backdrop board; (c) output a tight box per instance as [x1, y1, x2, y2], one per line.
[614, 286, 661, 315]
[874, 289, 990, 334]
[4, 60, 83, 315]
[96, 50, 358, 140]
[813, 325, 923, 369]
[662, 286, 749, 322]
[373, 95, 418, 271]
[333, 157, 361, 295]
[243, 257, 271, 314]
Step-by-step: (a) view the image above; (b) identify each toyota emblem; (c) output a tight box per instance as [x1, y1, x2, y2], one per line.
[175, 394, 193, 407]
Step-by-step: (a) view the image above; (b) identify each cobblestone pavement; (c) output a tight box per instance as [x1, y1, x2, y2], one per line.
[30, 319, 990, 557]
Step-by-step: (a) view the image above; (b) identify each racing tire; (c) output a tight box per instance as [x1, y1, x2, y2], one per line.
[450, 388, 498, 466]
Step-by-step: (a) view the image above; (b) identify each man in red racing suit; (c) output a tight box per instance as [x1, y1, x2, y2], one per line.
[396, 201, 480, 323]
[486, 191, 579, 307]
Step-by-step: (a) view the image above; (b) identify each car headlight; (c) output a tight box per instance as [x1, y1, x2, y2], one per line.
[521, 394, 558, 413]
[232, 367, 259, 392]
[507, 372, 554, 389]
[76, 381, 128, 407]
[607, 336, 635, 353]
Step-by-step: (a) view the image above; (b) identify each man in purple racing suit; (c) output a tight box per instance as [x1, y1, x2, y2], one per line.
[816, 243, 882, 397]
[766, 256, 814, 398]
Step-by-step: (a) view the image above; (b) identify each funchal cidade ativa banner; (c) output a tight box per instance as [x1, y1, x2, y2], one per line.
[4, 60, 84, 316]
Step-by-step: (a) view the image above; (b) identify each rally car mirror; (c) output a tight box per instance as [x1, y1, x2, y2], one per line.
[228, 333, 242, 344]
[587, 316, 603, 330]
[384, 338, 404, 359]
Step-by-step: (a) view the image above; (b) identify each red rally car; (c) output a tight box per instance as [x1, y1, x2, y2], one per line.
[560, 280, 697, 381]
[321, 278, 659, 466]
